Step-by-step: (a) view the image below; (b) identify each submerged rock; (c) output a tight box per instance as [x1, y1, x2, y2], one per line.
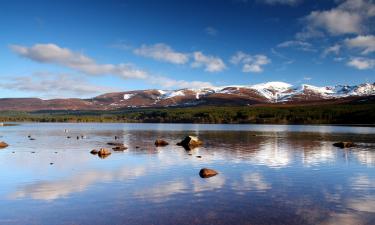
[177, 136, 203, 150]
[155, 139, 169, 147]
[199, 168, 218, 178]
[333, 142, 355, 148]
[0, 141, 8, 149]
[90, 149, 99, 155]
[98, 148, 111, 158]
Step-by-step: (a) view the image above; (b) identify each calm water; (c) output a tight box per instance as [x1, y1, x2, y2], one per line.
[1, 123, 375, 225]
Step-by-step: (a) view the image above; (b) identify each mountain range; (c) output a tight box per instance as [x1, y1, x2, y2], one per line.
[1, 82, 374, 111]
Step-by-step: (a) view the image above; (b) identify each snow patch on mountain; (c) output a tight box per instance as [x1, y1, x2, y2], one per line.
[121, 82, 375, 104]
[123, 94, 135, 100]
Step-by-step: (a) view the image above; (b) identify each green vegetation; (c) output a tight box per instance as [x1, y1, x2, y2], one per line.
[0, 102, 374, 124]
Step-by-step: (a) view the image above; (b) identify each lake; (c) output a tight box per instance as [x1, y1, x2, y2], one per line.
[0, 123, 375, 225]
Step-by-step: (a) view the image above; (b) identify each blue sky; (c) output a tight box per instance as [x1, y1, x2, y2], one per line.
[0, 0, 374, 98]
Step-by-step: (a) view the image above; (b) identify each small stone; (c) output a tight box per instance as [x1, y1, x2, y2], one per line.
[0, 141, 9, 149]
[98, 148, 111, 158]
[196, 156, 202, 158]
[155, 139, 169, 147]
[107, 142, 124, 146]
[90, 149, 99, 155]
[333, 142, 355, 148]
[177, 136, 203, 150]
[50, 163, 54, 165]
[199, 168, 218, 178]
[112, 146, 128, 151]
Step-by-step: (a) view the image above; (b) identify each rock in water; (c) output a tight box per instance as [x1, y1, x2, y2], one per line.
[107, 142, 124, 146]
[177, 136, 203, 150]
[90, 149, 99, 155]
[333, 142, 355, 148]
[199, 168, 218, 178]
[98, 148, 111, 158]
[0, 141, 9, 149]
[155, 139, 169, 147]
[112, 146, 128, 151]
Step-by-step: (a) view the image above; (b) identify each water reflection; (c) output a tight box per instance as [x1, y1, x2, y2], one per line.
[0, 123, 375, 225]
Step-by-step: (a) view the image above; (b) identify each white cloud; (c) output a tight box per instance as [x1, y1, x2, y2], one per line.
[10, 43, 215, 91]
[258, 0, 301, 6]
[148, 76, 213, 89]
[322, 44, 341, 57]
[230, 51, 271, 73]
[0, 72, 118, 98]
[277, 40, 315, 51]
[347, 57, 375, 70]
[345, 35, 375, 54]
[133, 43, 189, 64]
[305, 10, 362, 35]
[11, 43, 148, 79]
[205, 26, 218, 36]
[191, 51, 226, 72]
[298, 0, 375, 38]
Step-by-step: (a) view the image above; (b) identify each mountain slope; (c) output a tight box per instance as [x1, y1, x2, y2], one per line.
[1, 82, 375, 111]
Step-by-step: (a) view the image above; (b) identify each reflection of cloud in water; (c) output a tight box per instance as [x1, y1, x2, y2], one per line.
[133, 176, 225, 203]
[10, 166, 146, 201]
[232, 172, 271, 194]
[353, 150, 375, 167]
[350, 175, 375, 190]
[319, 174, 375, 225]
[302, 149, 335, 166]
[134, 180, 188, 203]
[250, 139, 290, 168]
[192, 176, 226, 193]
[319, 213, 364, 225]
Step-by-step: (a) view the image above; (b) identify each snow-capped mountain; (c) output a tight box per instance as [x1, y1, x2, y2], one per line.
[0, 82, 374, 111]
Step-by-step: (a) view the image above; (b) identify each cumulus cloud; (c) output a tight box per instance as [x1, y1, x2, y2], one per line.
[0, 72, 118, 98]
[322, 44, 341, 57]
[191, 51, 226, 72]
[297, 0, 375, 38]
[10, 43, 215, 91]
[345, 35, 375, 54]
[11, 43, 148, 79]
[230, 51, 271, 73]
[133, 43, 189, 64]
[258, 0, 301, 6]
[347, 57, 375, 70]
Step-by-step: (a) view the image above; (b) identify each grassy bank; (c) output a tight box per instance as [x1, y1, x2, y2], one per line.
[0, 102, 374, 124]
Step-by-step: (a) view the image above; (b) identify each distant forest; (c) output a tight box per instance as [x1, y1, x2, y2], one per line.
[0, 102, 374, 125]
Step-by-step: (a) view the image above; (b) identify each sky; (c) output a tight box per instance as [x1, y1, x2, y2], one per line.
[0, 0, 374, 99]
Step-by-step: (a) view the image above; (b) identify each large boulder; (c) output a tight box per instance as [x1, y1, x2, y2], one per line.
[0, 141, 8, 149]
[333, 142, 355, 148]
[177, 136, 203, 150]
[155, 139, 169, 147]
[98, 148, 111, 158]
[199, 168, 218, 178]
